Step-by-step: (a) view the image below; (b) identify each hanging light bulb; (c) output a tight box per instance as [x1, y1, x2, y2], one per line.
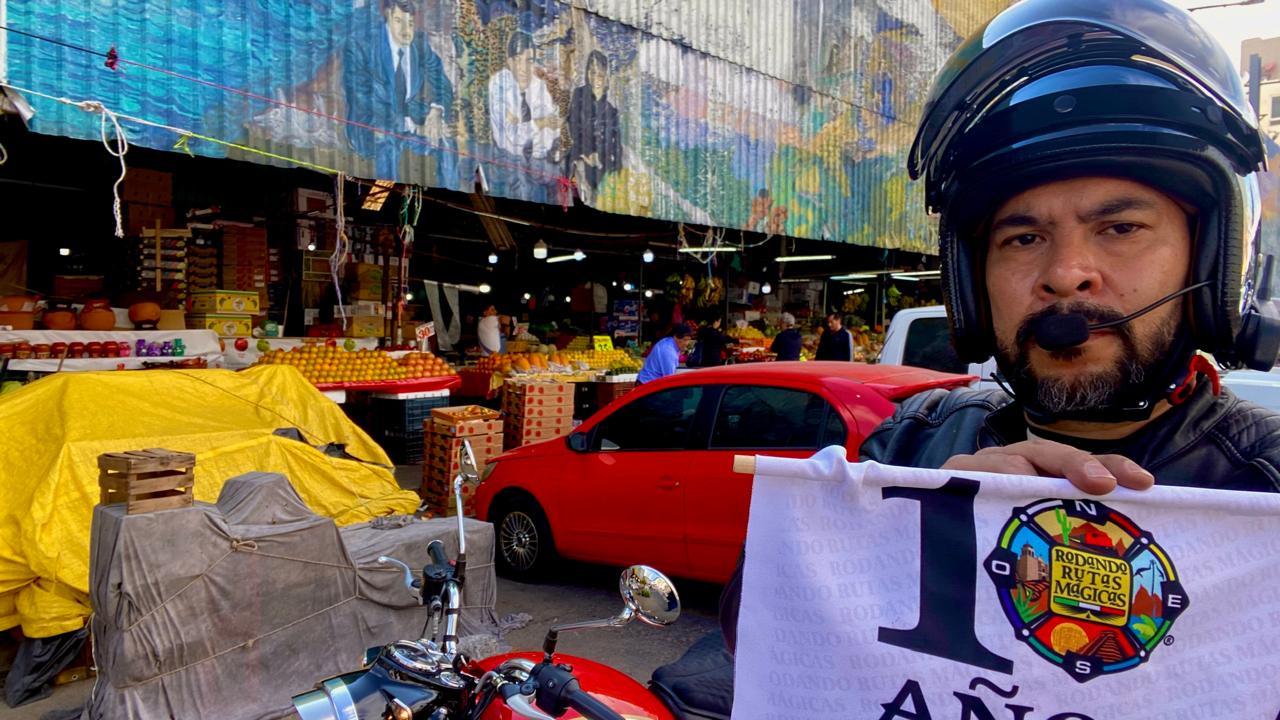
[59, 248, 71, 257]
[522, 292, 532, 301]
[488, 252, 499, 264]
[573, 249, 586, 261]
[479, 283, 492, 294]
[564, 295, 572, 303]
[623, 282, 634, 291]
[642, 248, 655, 263]
[761, 282, 772, 295]
[405, 291, 415, 302]
[644, 289, 654, 298]
[306, 241, 317, 252]
[533, 240, 548, 260]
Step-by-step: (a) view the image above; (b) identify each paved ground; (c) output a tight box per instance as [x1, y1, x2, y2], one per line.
[0, 464, 722, 718]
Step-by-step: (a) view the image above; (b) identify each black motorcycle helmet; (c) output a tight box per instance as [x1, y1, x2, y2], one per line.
[909, 0, 1277, 415]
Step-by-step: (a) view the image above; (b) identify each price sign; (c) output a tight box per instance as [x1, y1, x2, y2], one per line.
[592, 335, 614, 352]
[415, 322, 435, 341]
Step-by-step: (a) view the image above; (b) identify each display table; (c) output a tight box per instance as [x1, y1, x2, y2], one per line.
[220, 337, 382, 369]
[312, 376, 460, 395]
[0, 330, 222, 372]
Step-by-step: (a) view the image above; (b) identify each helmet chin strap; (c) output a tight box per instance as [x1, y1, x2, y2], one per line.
[1003, 331, 1202, 426]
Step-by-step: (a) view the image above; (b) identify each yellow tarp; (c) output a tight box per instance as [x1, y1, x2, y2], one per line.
[0, 365, 420, 637]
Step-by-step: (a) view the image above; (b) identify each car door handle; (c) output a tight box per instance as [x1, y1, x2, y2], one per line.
[656, 477, 681, 489]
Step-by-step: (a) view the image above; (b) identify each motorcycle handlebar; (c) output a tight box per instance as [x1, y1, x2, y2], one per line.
[427, 540, 449, 567]
[561, 686, 625, 720]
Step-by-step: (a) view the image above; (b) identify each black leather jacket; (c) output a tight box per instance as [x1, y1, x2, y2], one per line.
[720, 379, 1280, 652]
[862, 380, 1280, 492]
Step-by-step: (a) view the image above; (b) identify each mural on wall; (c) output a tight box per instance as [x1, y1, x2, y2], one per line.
[34, 0, 1260, 255]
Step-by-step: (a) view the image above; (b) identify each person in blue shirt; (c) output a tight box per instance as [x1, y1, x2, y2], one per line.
[637, 324, 691, 384]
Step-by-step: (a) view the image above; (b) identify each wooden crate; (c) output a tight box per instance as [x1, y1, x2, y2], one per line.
[98, 449, 196, 514]
[431, 405, 501, 424]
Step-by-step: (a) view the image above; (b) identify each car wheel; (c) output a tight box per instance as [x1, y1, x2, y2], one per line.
[493, 497, 556, 582]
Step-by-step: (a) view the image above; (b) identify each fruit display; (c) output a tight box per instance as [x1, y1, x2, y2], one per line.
[665, 273, 725, 308]
[726, 326, 765, 340]
[252, 346, 456, 385]
[473, 349, 640, 375]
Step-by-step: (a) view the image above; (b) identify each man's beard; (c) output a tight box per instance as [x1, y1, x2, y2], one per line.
[996, 302, 1178, 415]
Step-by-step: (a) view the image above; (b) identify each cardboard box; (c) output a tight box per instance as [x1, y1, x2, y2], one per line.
[505, 381, 574, 396]
[505, 414, 573, 431]
[432, 406, 501, 424]
[351, 263, 384, 286]
[502, 400, 573, 419]
[351, 285, 384, 302]
[504, 423, 573, 447]
[187, 314, 252, 337]
[190, 289, 261, 315]
[432, 418, 503, 437]
[346, 315, 385, 338]
[503, 392, 573, 410]
[427, 433, 504, 459]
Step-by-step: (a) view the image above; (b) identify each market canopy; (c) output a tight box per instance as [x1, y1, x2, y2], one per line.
[0, 0, 1020, 253]
[0, 365, 420, 638]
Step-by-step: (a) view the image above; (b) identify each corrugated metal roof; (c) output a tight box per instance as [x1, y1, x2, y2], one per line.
[1, 0, 1018, 252]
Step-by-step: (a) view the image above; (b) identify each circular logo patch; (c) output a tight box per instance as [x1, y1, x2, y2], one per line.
[984, 499, 1189, 682]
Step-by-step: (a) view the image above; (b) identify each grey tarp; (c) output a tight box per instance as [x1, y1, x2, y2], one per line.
[85, 472, 498, 720]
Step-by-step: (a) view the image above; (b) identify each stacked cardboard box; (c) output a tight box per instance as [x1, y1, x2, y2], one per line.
[503, 381, 574, 450]
[421, 406, 503, 517]
[221, 226, 272, 311]
[187, 289, 260, 337]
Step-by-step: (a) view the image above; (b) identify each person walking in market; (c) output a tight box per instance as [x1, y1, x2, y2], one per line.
[689, 315, 737, 368]
[636, 323, 691, 384]
[769, 312, 802, 361]
[813, 312, 852, 361]
[718, 0, 1280, 661]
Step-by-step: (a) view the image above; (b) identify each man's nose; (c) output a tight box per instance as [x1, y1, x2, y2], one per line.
[1036, 232, 1102, 301]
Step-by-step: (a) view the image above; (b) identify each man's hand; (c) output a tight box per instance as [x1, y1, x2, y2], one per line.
[534, 115, 562, 132]
[941, 439, 1154, 495]
[419, 107, 446, 141]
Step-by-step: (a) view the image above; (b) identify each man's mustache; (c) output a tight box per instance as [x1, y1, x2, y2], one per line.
[1014, 303, 1129, 349]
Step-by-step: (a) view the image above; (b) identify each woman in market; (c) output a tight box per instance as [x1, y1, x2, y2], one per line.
[689, 315, 737, 367]
[477, 305, 503, 356]
[770, 312, 802, 361]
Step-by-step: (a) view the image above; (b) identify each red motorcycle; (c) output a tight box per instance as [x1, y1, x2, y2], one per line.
[291, 442, 681, 720]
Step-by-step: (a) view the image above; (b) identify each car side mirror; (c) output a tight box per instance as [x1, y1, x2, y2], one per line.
[567, 431, 589, 452]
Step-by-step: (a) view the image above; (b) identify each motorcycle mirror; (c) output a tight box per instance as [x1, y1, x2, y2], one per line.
[620, 565, 681, 627]
[541, 566, 680, 659]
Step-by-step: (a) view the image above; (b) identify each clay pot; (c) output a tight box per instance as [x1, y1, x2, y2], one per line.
[79, 299, 117, 331]
[43, 309, 77, 330]
[128, 302, 163, 330]
[0, 295, 37, 313]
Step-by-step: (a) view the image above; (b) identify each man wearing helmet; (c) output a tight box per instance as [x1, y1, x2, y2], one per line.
[876, 0, 1280, 493]
[716, 0, 1280, 660]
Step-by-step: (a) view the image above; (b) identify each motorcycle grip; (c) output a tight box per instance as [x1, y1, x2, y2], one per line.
[562, 686, 625, 720]
[427, 539, 448, 566]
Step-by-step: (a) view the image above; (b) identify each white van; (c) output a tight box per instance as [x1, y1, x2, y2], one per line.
[880, 305, 1280, 412]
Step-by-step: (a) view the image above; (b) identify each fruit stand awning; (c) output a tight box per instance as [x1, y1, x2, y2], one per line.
[0, 365, 419, 638]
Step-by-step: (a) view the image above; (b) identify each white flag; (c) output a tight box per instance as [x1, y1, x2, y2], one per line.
[734, 446, 1280, 720]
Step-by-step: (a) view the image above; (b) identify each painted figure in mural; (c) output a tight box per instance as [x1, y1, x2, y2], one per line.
[488, 31, 563, 165]
[343, 0, 456, 183]
[567, 50, 622, 194]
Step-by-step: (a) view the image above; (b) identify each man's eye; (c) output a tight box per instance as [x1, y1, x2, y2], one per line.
[1001, 234, 1038, 247]
[1105, 223, 1140, 235]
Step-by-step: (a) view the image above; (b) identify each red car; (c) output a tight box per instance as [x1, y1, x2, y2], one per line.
[473, 362, 975, 583]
